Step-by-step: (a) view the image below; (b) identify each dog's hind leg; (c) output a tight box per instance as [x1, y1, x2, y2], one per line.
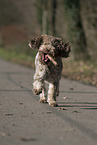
[39, 83, 47, 103]
[47, 83, 58, 107]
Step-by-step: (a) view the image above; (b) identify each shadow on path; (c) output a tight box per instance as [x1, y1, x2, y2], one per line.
[58, 102, 97, 109]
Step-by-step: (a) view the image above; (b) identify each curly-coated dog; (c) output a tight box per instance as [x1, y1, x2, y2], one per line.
[29, 34, 71, 107]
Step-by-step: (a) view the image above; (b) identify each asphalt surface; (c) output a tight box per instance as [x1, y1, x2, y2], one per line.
[0, 58, 97, 145]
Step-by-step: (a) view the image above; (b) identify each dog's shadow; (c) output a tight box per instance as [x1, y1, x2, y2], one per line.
[57, 102, 97, 110]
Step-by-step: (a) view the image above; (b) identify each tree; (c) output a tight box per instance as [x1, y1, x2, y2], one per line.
[35, 0, 43, 32]
[52, 0, 57, 35]
[64, 0, 90, 60]
[36, 0, 57, 35]
[36, 0, 49, 34]
[42, 0, 49, 34]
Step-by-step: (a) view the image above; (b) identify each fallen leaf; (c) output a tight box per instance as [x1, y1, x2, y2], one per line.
[0, 132, 6, 136]
[5, 114, 14, 116]
[20, 137, 36, 142]
[59, 108, 67, 110]
[63, 97, 67, 100]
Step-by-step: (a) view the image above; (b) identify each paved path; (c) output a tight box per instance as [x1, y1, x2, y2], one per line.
[0, 58, 97, 145]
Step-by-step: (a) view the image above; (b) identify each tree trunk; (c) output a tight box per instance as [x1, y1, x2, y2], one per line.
[52, 0, 57, 35]
[64, 0, 90, 61]
[42, 0, 48, 34]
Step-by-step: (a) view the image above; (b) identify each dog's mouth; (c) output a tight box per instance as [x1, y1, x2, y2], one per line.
[42, 53, 50, 63]
[41, 53, 59, 67]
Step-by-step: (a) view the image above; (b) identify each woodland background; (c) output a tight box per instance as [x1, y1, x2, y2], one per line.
[0, 0, 97, 86]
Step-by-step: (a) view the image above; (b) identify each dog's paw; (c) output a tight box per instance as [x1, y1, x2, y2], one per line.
[33, 88, 42, 95]
[48, 101, 58, 107]
[39, 99, 47, 103]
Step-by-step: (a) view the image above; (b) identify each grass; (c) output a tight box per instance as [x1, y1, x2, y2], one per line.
[62, 59, 97, 86]
[0, 47, 97, 87]
[0, 48, 36, 68]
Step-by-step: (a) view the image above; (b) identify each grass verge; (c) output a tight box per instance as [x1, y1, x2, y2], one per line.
[62, 59, 97, 86]
[0, 48, 37, 68]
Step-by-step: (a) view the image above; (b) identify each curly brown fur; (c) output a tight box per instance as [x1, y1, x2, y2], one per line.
[28, 34, 71, 107]
[29, 34, 71, 64]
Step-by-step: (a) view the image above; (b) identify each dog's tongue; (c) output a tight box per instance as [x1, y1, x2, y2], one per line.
[42, 53, 49, 63]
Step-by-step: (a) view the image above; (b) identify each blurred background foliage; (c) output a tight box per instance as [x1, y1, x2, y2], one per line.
[0, 0, 97, 85]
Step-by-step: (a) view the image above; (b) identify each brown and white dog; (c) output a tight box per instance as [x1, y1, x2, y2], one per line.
[29, 34, 71, 107]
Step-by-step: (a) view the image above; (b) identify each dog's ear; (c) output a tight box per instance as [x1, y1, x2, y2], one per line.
[51, 38, 71, 58]
[29, 36, 43, 49]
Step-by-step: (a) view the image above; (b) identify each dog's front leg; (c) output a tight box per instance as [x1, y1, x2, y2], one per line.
[33, 63, 47, 95]
[47, 83, 58, 107]
[33, 71, 44, 95]
[33, 80, 43, 95]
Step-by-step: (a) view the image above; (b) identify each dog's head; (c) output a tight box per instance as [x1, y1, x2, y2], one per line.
[29, 35, 71, 65]
[29, 35, 71, 57]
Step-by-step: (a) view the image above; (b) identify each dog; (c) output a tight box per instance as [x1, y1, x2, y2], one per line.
[29, 34, 71, 107]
